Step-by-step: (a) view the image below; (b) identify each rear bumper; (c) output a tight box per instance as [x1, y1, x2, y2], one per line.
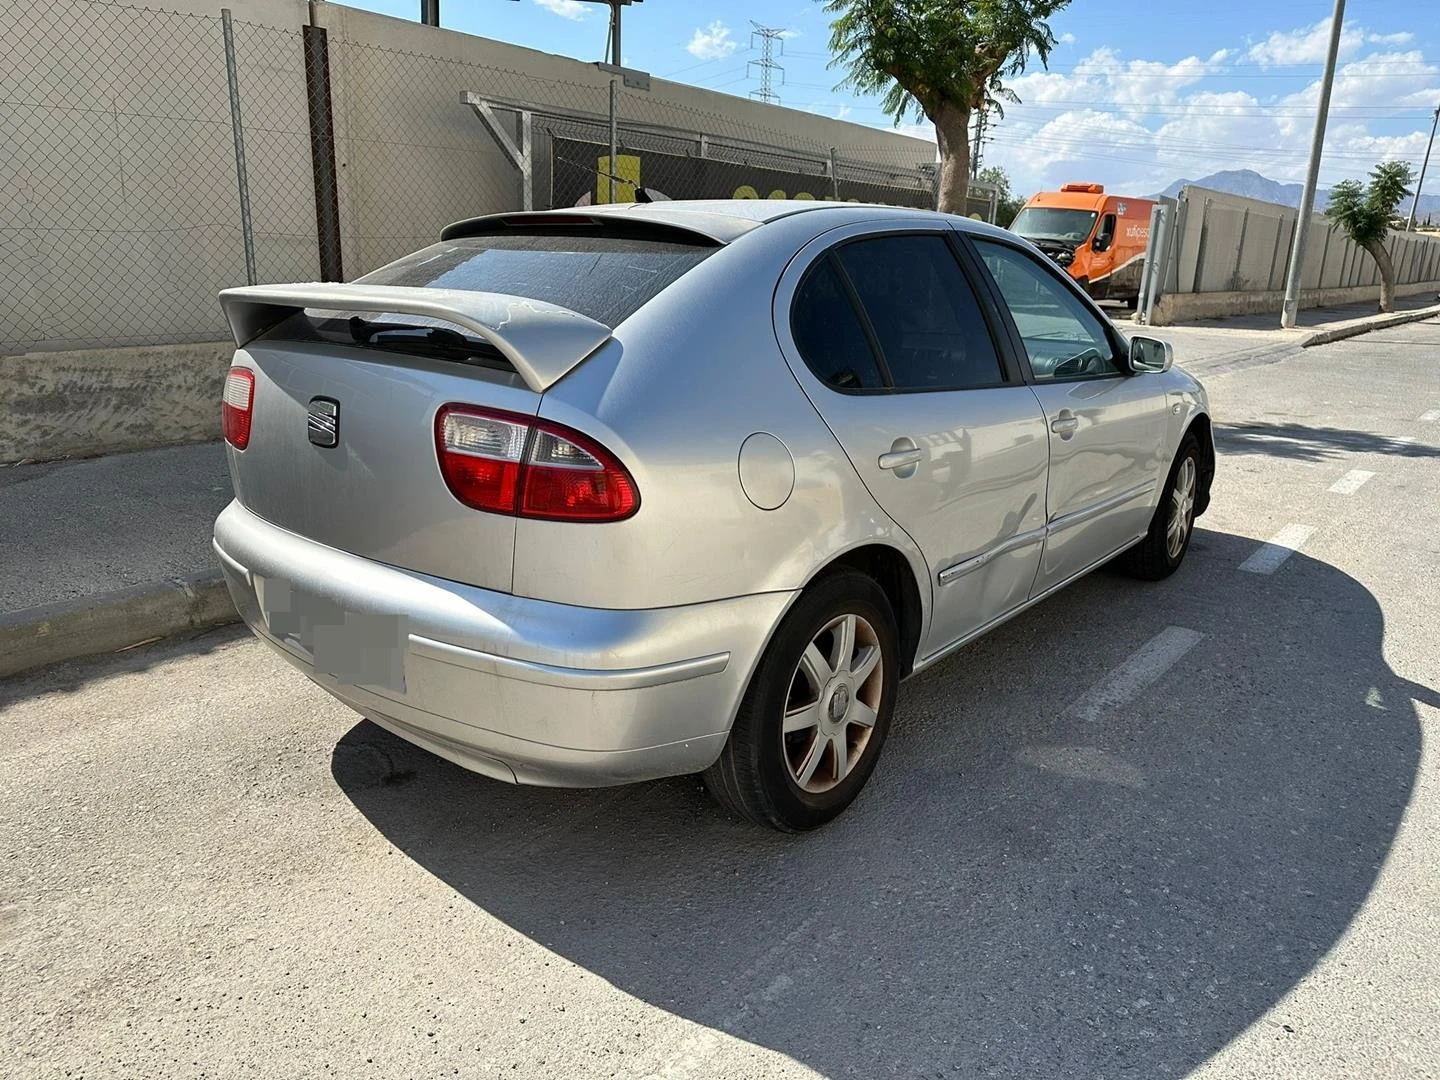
[213, 501, 795, 786]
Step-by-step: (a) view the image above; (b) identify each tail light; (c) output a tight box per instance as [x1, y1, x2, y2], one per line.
[222, 367, 256, 449]
[436, 405, 639, 522]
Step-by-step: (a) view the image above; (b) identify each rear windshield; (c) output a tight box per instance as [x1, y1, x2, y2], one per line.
[358, 233, 713, 328]
[257, 232, 715, 370]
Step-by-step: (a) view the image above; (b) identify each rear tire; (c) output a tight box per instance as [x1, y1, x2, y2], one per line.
[1122, 435, 1200, 581]
[703, 570, 898, 831]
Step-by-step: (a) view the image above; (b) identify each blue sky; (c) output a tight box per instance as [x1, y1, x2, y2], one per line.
[347, 0, 1438, 196]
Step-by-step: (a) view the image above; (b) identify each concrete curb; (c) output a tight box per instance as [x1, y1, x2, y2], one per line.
[0, 572, 238, 679]
[1299, 303, 1440, 348]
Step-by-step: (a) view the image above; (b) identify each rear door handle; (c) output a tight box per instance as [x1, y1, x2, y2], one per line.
[878, 448, 924, 471]
[1050, 411, 1080, 438]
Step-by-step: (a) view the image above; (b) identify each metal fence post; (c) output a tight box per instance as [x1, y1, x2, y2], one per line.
[1140, 202, 1169, 326]
[828, 147, 839, 200]
[303, 23, 344, 281]
[608, 79, 618, 204]
[221, 8, 256, 285]
[520, 110, 534, 211]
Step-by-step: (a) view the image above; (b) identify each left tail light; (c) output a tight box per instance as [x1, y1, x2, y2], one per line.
[435, 405, 639, 522]
[222, 367, 255, 450]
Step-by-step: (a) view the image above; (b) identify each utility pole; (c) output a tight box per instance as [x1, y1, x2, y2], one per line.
[1407, 103, 1439, 232]
[1281, 0, 1346, 329]
[748, 22, 786, 105]
[971, 109, 986, 179]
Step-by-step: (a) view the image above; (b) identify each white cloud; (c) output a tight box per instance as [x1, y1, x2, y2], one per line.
[1246, 19, 1366, 66]
[687, 21, 739, 61]
[833, 105, 853, 121]
[1368, 32, 1414, 46]
[1058, 32, 1076, 45]
[1279, 51, 1440, 111]
[978, 27, 1440, 199]
[533, 0, 587, 21]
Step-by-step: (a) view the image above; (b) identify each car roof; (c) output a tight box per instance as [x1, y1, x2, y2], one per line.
[444, 200, 1009, 247]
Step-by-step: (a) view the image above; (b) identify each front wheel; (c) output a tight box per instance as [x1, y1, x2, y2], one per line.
[703, 570, 898, 831]
[1122, 435, 1200, 580]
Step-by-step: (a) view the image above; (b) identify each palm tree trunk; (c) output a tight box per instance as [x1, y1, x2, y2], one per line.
[1363, 237, 1397, 312]
[932, 101, 971, 216]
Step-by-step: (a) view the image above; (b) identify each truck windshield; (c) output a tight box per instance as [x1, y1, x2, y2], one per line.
[1011, 208, 1099, 242]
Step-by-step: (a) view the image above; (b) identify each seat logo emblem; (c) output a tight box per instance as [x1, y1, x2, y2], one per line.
[307, 397, 340, 448]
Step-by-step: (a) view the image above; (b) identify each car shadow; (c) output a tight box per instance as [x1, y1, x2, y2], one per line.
[330, 528, 1429, 1077]
[1215, 421, 1438, 462]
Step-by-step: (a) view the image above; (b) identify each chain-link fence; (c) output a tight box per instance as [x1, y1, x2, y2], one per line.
[2, 0, 940, 356]
[2, 0, 245, 351]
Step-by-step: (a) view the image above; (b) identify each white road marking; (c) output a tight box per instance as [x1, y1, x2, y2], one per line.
[1419, 409, 1440, 422]
[1239, 524, 1315, 574]
[1066, 627, 1204, 722]
[1328, 469, 1375, 494]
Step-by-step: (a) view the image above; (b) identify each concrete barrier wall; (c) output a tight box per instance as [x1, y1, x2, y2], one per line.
[1163, 186, 1440, 323]
[0, 342, 232, 464]
[1153, 278, 1440, 325]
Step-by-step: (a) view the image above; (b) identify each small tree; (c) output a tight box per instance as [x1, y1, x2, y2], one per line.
[826, 0, 1069, 215]
[1325, 161, 1413, 313]
[977, 164, 1027, 225]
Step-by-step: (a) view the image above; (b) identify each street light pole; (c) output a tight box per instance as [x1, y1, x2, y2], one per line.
[1406, 104, 1439, 232]
[1281, 0, 1346, 329]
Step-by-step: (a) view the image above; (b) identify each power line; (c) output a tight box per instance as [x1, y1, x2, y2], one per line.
[748, 22, 786, 105]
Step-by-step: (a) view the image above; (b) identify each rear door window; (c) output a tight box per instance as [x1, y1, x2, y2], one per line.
[833, 235, 1005, 391]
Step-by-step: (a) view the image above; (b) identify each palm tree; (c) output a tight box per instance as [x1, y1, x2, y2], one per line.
[1324, 161, 1414, 313]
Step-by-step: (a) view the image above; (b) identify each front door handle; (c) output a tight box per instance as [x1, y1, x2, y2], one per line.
[1050, 410, 1080, 438]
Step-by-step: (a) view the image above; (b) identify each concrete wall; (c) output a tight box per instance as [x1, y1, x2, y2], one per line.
[1153, 278, 1440, 325]
[1169, 185, 1440, 307]
[0, 342, 231, 464]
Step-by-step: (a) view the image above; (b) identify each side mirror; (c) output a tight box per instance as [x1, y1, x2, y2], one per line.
[1129, 335, 1173, 374]
[1092, 233, 1113, 252]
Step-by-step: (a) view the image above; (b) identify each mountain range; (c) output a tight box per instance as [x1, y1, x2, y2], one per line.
[1153, 168, 1439, 222]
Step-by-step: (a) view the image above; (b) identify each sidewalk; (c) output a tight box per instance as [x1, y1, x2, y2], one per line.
[0, 442, 236, 677]
[1133, 292, 1440, 370]
[3, 299, 1437, 679]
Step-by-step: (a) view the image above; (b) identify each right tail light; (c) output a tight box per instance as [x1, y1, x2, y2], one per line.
[435, 405, 639, 522]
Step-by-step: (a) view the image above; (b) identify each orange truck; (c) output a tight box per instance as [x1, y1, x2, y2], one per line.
[1009, 183, 1154, 303]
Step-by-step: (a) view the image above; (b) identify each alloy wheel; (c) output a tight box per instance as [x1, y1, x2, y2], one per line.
[1167, 455, 1197, 560]
[781, 613, 884, 794]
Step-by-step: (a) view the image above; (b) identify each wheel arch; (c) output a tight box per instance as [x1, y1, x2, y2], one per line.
[811, 543, 926, 678]
[1186, 412, 1215, 517]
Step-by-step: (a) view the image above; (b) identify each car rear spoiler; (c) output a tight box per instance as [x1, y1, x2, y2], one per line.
[218, 283, 612, 393]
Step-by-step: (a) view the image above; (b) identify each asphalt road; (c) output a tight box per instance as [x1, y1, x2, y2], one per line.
[4, 319, 1438, 1079]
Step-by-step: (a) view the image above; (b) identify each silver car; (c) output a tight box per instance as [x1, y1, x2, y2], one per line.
[214, 200, 1212, 831]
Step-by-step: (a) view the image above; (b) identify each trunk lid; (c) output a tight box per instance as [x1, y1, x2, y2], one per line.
[218, 284, 611, 593]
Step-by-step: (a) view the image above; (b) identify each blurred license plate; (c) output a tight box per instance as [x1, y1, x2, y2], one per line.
[255, 577, 407, 693]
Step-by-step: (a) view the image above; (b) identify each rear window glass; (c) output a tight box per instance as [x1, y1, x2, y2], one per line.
[356, 233, 714, 328]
